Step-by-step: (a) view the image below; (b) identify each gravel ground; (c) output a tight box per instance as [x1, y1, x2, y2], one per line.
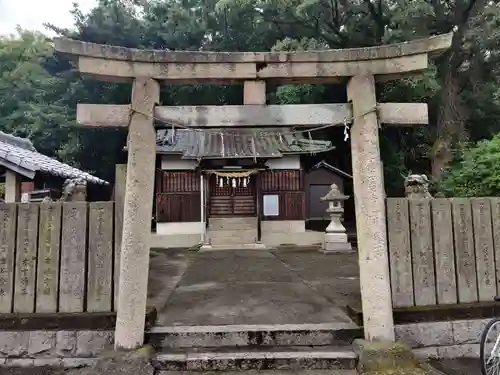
[0, 360, 483, 375]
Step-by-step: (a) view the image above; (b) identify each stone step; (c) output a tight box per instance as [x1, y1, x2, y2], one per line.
[209, 218, 258, 231]
[209, 224, 258, 231]
[151, 346, 357, 371]
[157, 370, 359, 375]
[208, 229, 258, 245]
[146, 323, 362, 349]
[200, 243, 267, 251]
[208, 229, 258, 237]
[209, 236, 258, 246]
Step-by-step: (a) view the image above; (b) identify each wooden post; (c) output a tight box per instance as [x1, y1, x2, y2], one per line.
[5, 170, 21, 202]
[115, 78, 159, 349]
[347, 75, 395, 341]
[244, 81, 266, 243]
[244, 81, 266, 105]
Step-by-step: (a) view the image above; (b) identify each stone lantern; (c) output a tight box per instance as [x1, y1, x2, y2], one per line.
[320, 183, 352, 253]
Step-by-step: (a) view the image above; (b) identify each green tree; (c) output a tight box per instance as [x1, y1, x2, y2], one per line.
[1, 0, 499, 192]
[0, 30, 72, 157]
[438, 135, 500, 197]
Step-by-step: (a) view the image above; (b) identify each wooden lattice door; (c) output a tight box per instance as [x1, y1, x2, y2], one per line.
[208, 174, 256, 217]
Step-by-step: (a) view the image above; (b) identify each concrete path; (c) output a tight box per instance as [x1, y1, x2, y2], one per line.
[430, 359, 482, 375]
[147, 248, 361, 326]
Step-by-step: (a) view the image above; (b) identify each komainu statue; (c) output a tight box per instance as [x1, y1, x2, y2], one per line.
[60, 178, 87, 202]
[404, 174, 433, 199]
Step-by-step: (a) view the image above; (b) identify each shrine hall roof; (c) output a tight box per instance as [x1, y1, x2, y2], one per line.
[156, 129, 333, 159]
[0, 132, 107, 184]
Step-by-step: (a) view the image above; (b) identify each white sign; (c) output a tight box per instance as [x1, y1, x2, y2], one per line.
[263, 195, 279, 216]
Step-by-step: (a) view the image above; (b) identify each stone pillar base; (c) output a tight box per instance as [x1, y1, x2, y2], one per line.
[353, 339, 442, 374]
[322, 233, 353, 253]
[321, 242, 353, 253]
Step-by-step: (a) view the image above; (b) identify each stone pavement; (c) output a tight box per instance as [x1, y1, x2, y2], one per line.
[147, 248, 361, 326]
[430, 359, 481, 375]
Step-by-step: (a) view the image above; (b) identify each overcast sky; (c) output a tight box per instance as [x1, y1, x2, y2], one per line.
[0, 0, 97, 36]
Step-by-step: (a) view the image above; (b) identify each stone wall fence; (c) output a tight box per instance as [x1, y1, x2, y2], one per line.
[0, 202, 155, 366]
[349, 197, 500, 359]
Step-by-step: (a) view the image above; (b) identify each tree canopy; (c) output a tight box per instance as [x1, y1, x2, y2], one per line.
[0, 0, 499, 196]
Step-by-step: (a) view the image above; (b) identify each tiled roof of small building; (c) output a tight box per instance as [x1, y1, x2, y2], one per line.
[156, 129, 333, 159]
[0, 132, 107, 185]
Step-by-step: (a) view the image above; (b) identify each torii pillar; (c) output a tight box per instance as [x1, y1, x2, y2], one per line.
[54, 34, 452, 348]
[116, 78, 159, 348]
[348, 75, 393, 340]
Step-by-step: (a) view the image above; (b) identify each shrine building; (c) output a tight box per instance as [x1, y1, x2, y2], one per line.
[153, 127, 339, 249]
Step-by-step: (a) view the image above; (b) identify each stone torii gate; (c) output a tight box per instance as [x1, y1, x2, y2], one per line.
[54, 34, 452, 350]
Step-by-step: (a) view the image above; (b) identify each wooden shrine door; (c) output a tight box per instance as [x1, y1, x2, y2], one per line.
[208, 174, 256, 217]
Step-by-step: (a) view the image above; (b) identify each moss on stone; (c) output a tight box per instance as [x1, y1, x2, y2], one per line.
[354, 339, 420, 373]
[65, 345, 156, 375]
[361, 369, 427, 375]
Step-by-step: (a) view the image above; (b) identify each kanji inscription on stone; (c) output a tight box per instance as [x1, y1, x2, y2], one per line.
[36, 203, 62, 312]
[452, 198, 478, 303]
[59, 203, 87, 313]
[87, 202, 113, 312]
[14, 204, 39, 313]
[0, 204, 16, 313]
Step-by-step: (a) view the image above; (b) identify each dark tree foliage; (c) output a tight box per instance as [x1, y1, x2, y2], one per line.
[0, 0, 499, 195]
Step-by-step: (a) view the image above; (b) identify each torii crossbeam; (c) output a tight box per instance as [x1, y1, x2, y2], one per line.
[54, 33, 452, 350]
[77, 103, 428, 128]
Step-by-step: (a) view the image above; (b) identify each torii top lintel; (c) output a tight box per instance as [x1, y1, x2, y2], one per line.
[54, 34, 452, 84]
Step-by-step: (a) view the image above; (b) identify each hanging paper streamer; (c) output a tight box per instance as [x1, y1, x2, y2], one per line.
[343, 117, 350, 141]
[207, 169, 257, 189]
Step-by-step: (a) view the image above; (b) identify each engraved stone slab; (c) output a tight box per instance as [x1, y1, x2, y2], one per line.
[409, 199, 436, 306]
[75, 331, 114, 357]
[87, 202, 113, 312]
[0, 204, 17, 313]
[451, 199, 478, 303]
[14, 204, 39, 313]
[431, 199, 457, 304]
[490, 198, 500, 295]
[56, 331, 77, 357]
[36, 203, 62, 313]
[59, 203, 87, 313]
[471, 198, 496, 301]
[0, 331, 29, 356]
[28, 331, 56, 357]
[387, 198, 413, 308]
[395, 322, 454, 348]
[452, 319, 489, 345]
